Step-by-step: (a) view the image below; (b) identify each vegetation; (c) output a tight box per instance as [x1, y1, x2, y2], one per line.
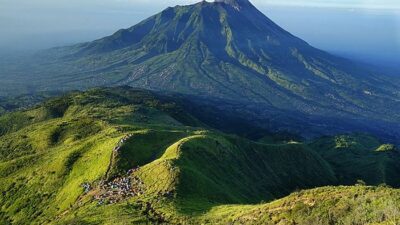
[310, 134, 400, 187]
[0, 87, 399, 224]
[1, 1, 399, 224]
[0, 92, 60, 116]
[1, 0, 400, 143]
[194, 186, 400, 225]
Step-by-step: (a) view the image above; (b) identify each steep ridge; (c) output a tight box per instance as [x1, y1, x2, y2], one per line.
[132, 134, 336, 205]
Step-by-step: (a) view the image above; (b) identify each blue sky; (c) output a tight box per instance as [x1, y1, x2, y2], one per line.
[255, 0, 400, 8]
[0, 0, 399, 68]
[101, 0, 400, 9]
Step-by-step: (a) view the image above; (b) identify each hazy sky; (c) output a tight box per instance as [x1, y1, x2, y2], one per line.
[0, 0, 399, 67]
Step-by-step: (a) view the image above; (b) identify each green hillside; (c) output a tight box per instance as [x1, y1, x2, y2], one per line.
[310, 134, 400, 187]
[194, 185, 400, 225]
[0, 87, 399, 224]
[49, 185, 400, 225]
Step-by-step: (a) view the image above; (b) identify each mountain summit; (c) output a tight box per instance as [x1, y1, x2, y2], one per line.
[214, 0, 252, 9]
[4, 0, 400, 137]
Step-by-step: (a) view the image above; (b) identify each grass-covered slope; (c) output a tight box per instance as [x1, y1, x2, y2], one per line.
[173, 135, 335, 204]
[310, 134, 400, 187]
[131, 133, 335, 207]
[0, 87, 399, 224]
[0, 87, 201, 224]
[195, 185, 400, 225]
[52, 185, 400, 225]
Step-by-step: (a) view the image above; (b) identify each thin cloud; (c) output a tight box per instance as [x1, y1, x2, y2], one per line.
[255, 0, 400, 10]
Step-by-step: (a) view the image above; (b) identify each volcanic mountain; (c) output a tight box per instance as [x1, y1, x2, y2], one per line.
[1, 0, 400, 137]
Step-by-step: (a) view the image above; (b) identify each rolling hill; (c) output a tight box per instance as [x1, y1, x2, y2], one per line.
[0, 87, 399, 224]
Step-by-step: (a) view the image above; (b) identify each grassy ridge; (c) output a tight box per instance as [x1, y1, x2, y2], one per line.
[0, 87, 399, 224]
[173, 135, 336, 205]
[128, 132, 336, 213]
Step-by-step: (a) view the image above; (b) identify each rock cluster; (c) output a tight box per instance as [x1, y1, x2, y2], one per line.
[113, 134, 134, 152]
[82, 183, 91, 193]
[95, 167, 145, 205]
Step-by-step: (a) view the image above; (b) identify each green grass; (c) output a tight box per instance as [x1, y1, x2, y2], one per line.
[194, 185, 400, 225]
[376, 144, 397, 152]
[0, 87, 399, 224]
[50, 185, 400, 225]
[0, 116, 121, 223]
[109, 129, 189, 177]
[310, 134, 400, 187]
[170, 135, 336, 208]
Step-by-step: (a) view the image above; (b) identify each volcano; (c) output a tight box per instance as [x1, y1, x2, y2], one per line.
[3, 0, 400, 137]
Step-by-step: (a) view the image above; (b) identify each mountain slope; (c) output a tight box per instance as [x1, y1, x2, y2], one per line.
[131, 134, 336, 204]
[194, 186, 400, 225]
[0, 87, 399, 224]
[64, 0, 400, 122]
[310, 134, 400, 187]
[1, 0, 399, 126]
[53, 186, 400, 225]
[0, 87, 334, 224]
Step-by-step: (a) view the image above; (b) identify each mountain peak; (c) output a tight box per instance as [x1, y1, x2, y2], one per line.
[214, 0, 251, 10]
